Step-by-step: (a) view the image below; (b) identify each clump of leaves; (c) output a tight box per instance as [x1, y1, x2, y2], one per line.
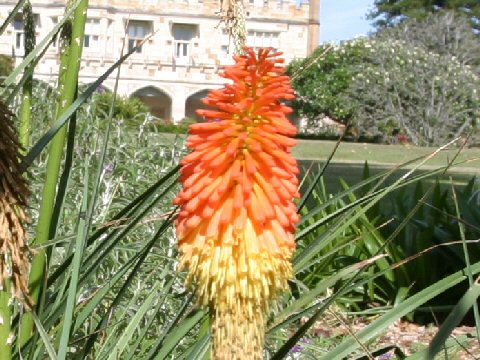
[297, 163, 480, 323]
[91, 91, 150, 126]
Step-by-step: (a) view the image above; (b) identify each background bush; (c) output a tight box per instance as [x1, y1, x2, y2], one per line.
[0, 54, 13, 80]
[91, 91, 149, 125]
[144, 117, 195, 134]
[347, 39, 480, 146]
[288, 12, 480, 146]
[287, 40, 368, 128]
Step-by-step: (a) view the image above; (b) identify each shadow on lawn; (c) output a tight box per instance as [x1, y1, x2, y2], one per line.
[298, 160, 476, 194]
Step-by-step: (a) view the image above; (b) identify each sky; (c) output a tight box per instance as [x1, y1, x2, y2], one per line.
[319, 0, 376, 43]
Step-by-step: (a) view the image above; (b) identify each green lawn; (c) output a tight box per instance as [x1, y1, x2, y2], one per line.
[153, 133, 479, 193]
[293, 140, 479, 191]
[155, 133, 479, 171]
[294, 139, 479, 169]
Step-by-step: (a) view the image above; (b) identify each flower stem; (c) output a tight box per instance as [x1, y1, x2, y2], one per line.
[18, 90, 32, 152]
[18, 0, 89, 348]
[0, 281, 12, 360]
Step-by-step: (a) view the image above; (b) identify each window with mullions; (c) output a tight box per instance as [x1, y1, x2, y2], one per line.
[172, 23, 198, 59]
[84, 18, 101, 50]
[127, 20, 152, 53]
[13, 16, 25, 50]
[247, 30, 279, 52]
[84, 34, 99, 49]
[12, 13, 39, 52]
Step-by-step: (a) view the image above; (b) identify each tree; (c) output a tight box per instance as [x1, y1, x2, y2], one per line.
[347, 39, 480, 146]
[286, 40, 370, 129]
[288, 35, 480, 146]
[368, 0, 480, 32]
[375, 11, 480, 73]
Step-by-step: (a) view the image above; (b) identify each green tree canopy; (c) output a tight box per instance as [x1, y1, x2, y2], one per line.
[368, 0, 480, 31]
[286, 41, 369, 126]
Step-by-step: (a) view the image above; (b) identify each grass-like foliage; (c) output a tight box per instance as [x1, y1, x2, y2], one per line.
[0, 0, 479, 359]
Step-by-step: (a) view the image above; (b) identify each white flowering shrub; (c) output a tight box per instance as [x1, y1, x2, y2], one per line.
[288, 27, 480, 145]
[374, 11, 480, 76]
[348, 39, 480, 146]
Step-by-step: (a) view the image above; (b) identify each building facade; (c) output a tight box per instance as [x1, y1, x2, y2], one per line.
[0, 0, 319, 122]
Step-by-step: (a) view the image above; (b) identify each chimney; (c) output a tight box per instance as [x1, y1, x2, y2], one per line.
[307, 0, 320, 55]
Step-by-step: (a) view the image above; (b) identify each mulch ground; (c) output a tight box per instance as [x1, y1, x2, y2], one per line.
[375, 321, 478, 359]
[308, 315, 479, 359]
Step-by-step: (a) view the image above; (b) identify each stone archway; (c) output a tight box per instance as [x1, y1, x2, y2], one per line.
[185, 89, 212, 122]
[132, 86, 172, 120]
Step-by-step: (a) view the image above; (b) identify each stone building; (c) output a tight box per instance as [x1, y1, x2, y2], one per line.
[0, 0, 319, 122]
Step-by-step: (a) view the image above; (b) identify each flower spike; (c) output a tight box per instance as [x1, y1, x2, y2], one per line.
[174, 47, 299, 359]
[0, 102, 31, 307]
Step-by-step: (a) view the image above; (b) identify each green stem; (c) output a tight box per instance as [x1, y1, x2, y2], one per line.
[19, 89, 32, 151]
[0, 282, 12, 360]
[18, 0, 88, 348]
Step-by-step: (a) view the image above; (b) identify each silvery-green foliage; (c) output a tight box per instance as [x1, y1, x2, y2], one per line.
[375, 11, 480, 74]
[14, 82, 190, 355]
[348, 39, 480, 146]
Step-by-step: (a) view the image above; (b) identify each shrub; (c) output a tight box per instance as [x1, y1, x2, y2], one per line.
[348, 39, 480, 146]
[287, 39, 370, 129]
[289, 36, 480, 145]
[374, 11, 480, 74]
[144, 118, 195, 134]
[90, 91, 150, 126]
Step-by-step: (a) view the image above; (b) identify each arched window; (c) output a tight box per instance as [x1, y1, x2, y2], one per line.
[185, 89, 212, 122]
[132, 86, 172, 120]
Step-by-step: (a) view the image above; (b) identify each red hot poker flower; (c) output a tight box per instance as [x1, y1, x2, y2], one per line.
[174, 47, 300, 359]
